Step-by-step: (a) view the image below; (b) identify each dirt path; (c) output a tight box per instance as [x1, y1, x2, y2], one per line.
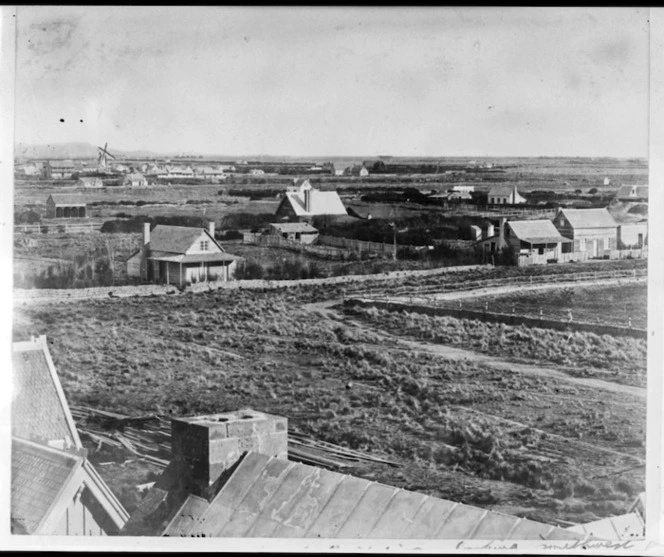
[384, 276, 646, 302]
[304, 301, 646, 400]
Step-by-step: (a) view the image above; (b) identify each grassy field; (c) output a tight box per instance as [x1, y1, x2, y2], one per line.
[455, 283, 648, 329]
[13, 282, 645, 524]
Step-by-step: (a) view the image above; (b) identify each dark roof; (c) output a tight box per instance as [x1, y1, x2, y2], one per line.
[12, 339, 81, 449]
[11, 438, 82, 534]
[47, 194, 87, 206]
[160, 452, 586, 540]
[558, 208, 617, 229]
[149, 225, 221, 255]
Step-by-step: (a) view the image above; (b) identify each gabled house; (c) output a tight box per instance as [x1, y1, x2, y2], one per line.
[123, 173, 148, 187]
[11, 336, 129, 535]
[275, 179, 347, 220]
[552, 207, 617, 255]
[121, 408, 589, 541]
[77, 177, 104, 189]
[269, 222, 319, 244]
[615, 185, 648, 203]
[344, 164, 370, 177]
[46, 194, 87, 218]
[487, 185, 526, 205]
[126, 222, 241, 285]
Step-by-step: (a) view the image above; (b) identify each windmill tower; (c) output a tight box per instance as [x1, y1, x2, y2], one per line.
[97, 142, 116, 171]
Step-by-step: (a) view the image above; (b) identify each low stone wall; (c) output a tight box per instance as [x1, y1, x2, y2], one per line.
[346, 298, 647, 340]
[14, 264, 488, 304]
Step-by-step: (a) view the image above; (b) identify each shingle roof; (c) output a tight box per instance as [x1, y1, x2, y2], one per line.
[149, 225, 220, 254]
[508, 220, 571, 244]
[11, 438, 83, 534]
[559, 208, 617, 229]
[12, 339, 81, 449]
[161, 452, 586, 540]
[47, 194, 87, 206]
[284, 189, 347, 217]
[269, 222, 318, 234]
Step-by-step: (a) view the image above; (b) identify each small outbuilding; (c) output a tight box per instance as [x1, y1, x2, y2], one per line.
[46, 195, 87, 218]
[269, 222, 319, 244]
[123, 173, 148, 187]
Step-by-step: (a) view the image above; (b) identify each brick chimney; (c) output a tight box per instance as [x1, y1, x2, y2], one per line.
[143, 222, 150, 245]
[208, 220, 215, 238]
[304, 189, 312, 212]
[171, 409, 287, 494]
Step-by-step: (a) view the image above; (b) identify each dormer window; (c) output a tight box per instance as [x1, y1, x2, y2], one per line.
[200, 240, 209, 251]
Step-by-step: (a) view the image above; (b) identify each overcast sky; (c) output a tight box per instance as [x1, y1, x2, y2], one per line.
[14, 7, 650, 157]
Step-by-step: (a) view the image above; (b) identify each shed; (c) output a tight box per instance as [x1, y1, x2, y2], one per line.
[46, 194, 87, 218]
[269, 222, 319, 244]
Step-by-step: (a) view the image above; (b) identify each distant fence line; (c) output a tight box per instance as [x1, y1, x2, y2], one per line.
[15, 222, 102, 234]
[317, 235, 397, 256]
[14, 263, 488, 304]
[345, 298, 647, 340]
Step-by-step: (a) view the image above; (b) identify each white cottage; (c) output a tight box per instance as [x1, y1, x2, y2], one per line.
[127, 223, 241, 285]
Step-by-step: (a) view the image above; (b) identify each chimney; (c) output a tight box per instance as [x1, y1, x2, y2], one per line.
[304, 189, 312, 212]
[208, 220, 215, 238]
[171, 408, 288, 495]
[486, 223, 495, 240]
[143, 222, 150, 245]
[499, 217, 507, 239]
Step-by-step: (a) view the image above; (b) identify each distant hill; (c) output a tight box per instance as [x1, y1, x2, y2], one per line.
[15, 142, 162, 160]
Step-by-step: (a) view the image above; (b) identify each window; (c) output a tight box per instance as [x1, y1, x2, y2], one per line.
[538, 246, 544, 255]
[579, 238, 586, 252]
[200, 240, 209, 251]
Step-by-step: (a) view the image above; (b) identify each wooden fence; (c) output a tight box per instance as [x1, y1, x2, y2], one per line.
[15, 222, 101, 234]
[517, 248, 648, 267]
[317, 234, 397, 256]
[243, 233, 350, 259]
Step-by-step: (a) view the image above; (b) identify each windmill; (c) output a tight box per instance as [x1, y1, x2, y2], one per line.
[97, 142, 116, 171]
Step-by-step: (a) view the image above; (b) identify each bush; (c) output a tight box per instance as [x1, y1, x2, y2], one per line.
[235, 260, 265, 280]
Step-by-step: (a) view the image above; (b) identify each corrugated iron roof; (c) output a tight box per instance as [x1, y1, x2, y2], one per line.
[47, 194, 87, 206]
[558, 208, 616, 229]
[11, 438, 83, 534]
[508, 220, 571, 244]
[12, 339, 81, 449]
[162, 452, 587, 540]
[149, 225, 219, 254]
[269, 222, 318, 233]
[284, 189, 347, 217]
[567, 512, 644, 541]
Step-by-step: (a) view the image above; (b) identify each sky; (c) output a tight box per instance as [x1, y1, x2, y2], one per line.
[13, 6, 650, 158]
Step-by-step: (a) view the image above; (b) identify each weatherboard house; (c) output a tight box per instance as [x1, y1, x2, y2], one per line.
[11, 336, 129, 535]
[487, 184, 526, 205]
[552, 207, 617, 256]
[121, 408, 591, 540]
[275, 179, 347, 221]
[46, 194, 87, 218]
[127, 222, 241, 285]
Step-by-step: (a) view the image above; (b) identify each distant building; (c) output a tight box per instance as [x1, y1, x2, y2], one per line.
[77, 177, 103, 189]
[250, 169, 265, 176]
[615, 185, 648, 203]
[11, 336, 129, 535]
[123, 173, 148, 187]
[269, 222, 319, 244]
[42, 160, 79, 180]
[487, 185, 526, 205]
[344, 165, 369, 177]
[46, 194, 87, 218]
[451, 185, 475, 193]
[552, 207, 617, 255]
[275, 179, 347, 220]
[127, 222, 241, 285]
